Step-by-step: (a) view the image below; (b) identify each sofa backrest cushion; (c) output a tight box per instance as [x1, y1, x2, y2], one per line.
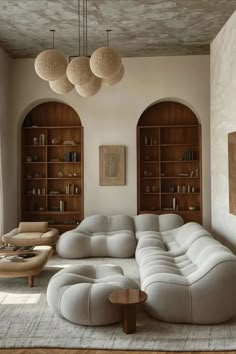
[134, 214, 184, 234]
[19, 221, 48, 233]
[78, 215, 134, 234]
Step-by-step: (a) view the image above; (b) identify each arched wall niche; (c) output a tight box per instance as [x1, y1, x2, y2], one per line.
[137, 97, 201, 125]
[138, 100, 200, 126]
[20, 101, 84, 233]
[137, 100, 202, 224]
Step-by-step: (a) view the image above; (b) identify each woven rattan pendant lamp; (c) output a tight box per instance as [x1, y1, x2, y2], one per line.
[90, 29, 122, 79]
[35, 30, 67, 81]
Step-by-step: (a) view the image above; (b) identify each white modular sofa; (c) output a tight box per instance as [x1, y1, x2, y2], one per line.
[55, 214, 236, 324]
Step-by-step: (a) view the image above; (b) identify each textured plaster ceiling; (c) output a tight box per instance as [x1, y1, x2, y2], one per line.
[0, 0, 236, 58]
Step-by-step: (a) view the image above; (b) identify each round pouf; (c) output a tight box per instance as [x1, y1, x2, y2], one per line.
[47, 264, 138, 326]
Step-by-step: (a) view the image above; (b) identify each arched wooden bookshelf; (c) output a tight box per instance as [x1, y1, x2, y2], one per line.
[21, 102, 83, 234]
[137, 101, 202, 224]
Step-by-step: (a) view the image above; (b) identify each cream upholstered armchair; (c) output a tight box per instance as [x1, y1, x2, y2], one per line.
[2, 222, 59, 247]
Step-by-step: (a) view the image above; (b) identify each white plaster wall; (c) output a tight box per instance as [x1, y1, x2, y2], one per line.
[0, 48, 10, 234]
[211, 10, 236, 251]
[8, 55, 210, 230]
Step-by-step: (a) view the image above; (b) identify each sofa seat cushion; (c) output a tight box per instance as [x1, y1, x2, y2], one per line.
[57, 215, 136, 258]
[47, 264, 138, 326]
[13, 232, 44, 240]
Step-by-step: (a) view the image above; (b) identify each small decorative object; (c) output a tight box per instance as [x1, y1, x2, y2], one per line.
[191, 186, 195, 193]
[39, 133, 46, 145]
[37, 188, 41, 195]
[26, 156, 32, 162]
[189, 170, 194, 177]
[33, 137, 38, 145]
[33, 155, 39, 162]
[144, 136, 148, 145]
[182, 185, 186, 193]
[59, 200, 64, 212]
[145, 185, 150, 193]
[187, 185, 191, 193]
[73, 172, 79, 177]
[172, 197, 176, 211]
[178, 173, 189, 177]
[42, 188, 46, 195]
[67, 173, 73, 177]
[39, 207, 45, 211]
[32, 188, 36, 195]
[51, 138, 60, 145]
[177, 185, 181, 193]
[189, 206, 197, 211]
[152, 185, 157, 193]
[75, 186, 80, 194]
[58, 171, 64, 178]
[99, 145, 126, 186]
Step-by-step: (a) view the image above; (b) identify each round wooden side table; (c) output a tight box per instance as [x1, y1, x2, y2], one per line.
[108, 288, 147, 334]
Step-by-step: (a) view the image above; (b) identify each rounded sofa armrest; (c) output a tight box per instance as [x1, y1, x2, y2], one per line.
[2, 228, 19, 243]
[41, 228, 59, 239]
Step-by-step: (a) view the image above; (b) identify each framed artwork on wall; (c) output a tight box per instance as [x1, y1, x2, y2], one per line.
[99, 145, 126, 186]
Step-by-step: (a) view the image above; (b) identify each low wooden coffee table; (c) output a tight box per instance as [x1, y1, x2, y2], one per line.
[0, 245, 52, 287]
[108, 288, 147, 334]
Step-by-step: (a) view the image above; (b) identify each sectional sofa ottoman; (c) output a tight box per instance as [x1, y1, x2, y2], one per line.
[54, 214, 236, 324]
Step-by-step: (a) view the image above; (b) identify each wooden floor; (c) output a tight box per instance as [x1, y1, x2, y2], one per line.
[0, 350, 235, 354]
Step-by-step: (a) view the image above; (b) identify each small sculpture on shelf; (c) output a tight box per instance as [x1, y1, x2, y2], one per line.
[33, 137, 38, 145]
[51, 138, 60, 145]
[39, 134, 46, 145]
[145, 185, 150, 193]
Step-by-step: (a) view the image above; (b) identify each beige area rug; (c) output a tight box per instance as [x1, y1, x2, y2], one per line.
[0, 256, 236, 351]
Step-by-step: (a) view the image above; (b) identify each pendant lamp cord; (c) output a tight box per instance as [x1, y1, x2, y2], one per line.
[78, 0, 81, 56]
[85, 0, 88, 56]
[50, 29, 55, 49]
[106, 29, 111, 47]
